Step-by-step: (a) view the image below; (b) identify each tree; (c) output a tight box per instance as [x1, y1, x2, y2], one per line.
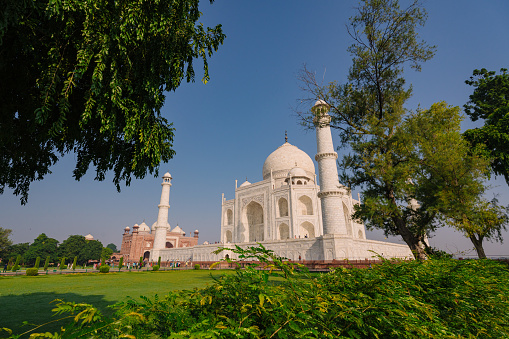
[463, 68, 509, 184]
[298, 0, 435, 259]
[405, 103, 497, 258]
[101, 247, 113, 261]
[6, 242, 29, 263]
[0, 227, 13, 259]
[58, 235, 87, 261]
[83, 240, 103, 263]
[447, 198, 508, 259]
[106, 243, 118, 253]
[24, 233, 59, 266]
[0, 0, 225, 204]
[59, 235, 102, 265]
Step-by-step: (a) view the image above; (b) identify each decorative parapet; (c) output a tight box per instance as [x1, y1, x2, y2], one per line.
[315, 152, 338, 161]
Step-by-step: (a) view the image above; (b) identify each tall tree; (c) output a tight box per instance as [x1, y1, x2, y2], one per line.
[83, 239, 103, 264]
[6, 242, 29, 263]
[24, 233, 59, 266]
[106, 243, 118, 253]
[101, 247, 114, 261]
[299, 0, 435, 259]
[0, 227, 13, 259]
[405, 103, 498, 258]
[0, 0, 225, 204]
[463, 68, 509, 184]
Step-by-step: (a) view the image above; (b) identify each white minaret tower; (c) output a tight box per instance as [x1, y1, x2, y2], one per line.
[313, 100, 349, 235]
[152, 172, 172, 259]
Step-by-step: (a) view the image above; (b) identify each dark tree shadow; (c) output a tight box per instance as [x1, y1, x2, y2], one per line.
[0, 292, 112, 338]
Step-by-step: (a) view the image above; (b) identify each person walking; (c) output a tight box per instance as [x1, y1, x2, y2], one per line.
[3, 263, 7, 273]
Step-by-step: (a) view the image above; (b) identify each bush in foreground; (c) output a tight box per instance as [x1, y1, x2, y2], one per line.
[152, 265, 160, 271]
[99, 266, 110, 274]
[25, 268, 39, 276]
[8, 245, 509, 338]
[193, 264, 200, 270]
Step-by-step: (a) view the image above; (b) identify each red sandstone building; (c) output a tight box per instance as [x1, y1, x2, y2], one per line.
[120, 222, 199, 263]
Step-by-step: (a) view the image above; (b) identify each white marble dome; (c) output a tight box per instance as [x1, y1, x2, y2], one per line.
[85, 234, 94, 241]
[288, 166, 308, 178]
[163, 172, 172, 179]
[262, 142, 315, 180]
[138, 222, 150, 233]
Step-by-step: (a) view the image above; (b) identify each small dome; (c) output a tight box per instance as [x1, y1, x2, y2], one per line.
[133, 223, 139, 228]
[194, 229, 199, 233]
[138, 222, 150, 233]
[203, 241, 210, 245]
[124, 226, 130, 231]
[171, 225, 185, 234]
[288, 166, 308, 178]
[239, 180, 251, 187]
[262, 142, 315, 180]
[313, 99, 328, 107]
[85, 234, 94, 241]
[163, 172, 172, 179]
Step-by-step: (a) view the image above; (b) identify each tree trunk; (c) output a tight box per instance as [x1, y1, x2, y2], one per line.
[392, 215, 428, 260]
[387, 189, 428, 260]
[469, 234, 487, 259]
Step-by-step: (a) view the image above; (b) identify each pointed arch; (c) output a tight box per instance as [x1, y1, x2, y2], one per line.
[278, 197, 288, 217]
[300, 221, 315, 238]
[298, 195, 313, 215]
[279, 223, 290, 240]
[226, 209, 233, 225]
[224, 230, 233, 243]
[242, 201, 264, 242]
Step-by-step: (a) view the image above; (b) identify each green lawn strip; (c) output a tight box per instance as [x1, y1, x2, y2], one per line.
[0, 270, 230, 337]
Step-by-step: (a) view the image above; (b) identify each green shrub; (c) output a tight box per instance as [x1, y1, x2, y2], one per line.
[11, 255, 21, 272]
[26, 268, 39, 276]
[72, 256, 77, 270]
[139, 257, 143, 269]
[43, 256, 50, 271]
[152, 265, 160, 271]
[99, 266, 110, 273]
[118, 257, 124, 270]
[157, 256, 161, 267]
[34, 257, 41, 269]
[59, 257, 65, 270]
[13, 245, 509, 339]
[194, 264, 200, 270]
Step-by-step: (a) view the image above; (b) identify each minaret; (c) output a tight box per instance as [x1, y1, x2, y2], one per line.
[313, 100, 348, 235]
[152, 172, 172, 257]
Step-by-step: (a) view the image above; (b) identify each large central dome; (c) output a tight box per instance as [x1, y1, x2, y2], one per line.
[262, 142, 315, 180]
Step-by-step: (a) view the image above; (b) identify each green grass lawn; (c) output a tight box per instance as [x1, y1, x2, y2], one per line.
[0, 270, 229, 338]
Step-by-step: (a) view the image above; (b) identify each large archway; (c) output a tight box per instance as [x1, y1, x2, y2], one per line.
[243, 201, 264, 242]
[278, 198, 288, 217]
[225, 209, 233, 225]
[298, 195, 313, 215]
[279, 223, 290, 240]
[143, 251, 150, 260]
[224, 230, 233, 243]
[300, 221, 315, 238]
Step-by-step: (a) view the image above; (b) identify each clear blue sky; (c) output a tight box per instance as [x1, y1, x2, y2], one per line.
[1, 1, 508, 257]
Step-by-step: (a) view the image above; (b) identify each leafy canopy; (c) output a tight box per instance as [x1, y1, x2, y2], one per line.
[0, 0, 225, 204]
[464, 68, 509, 184]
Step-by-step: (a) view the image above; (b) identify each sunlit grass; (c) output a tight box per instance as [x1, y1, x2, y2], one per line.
[0, 270, 230, 337]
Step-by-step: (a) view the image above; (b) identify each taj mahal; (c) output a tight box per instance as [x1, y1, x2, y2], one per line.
[120, 101, 412, 262]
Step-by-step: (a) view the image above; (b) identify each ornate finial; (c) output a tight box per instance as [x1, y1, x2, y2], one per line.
[285, 130, 288, 143]
[246, 176, 248, 181]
